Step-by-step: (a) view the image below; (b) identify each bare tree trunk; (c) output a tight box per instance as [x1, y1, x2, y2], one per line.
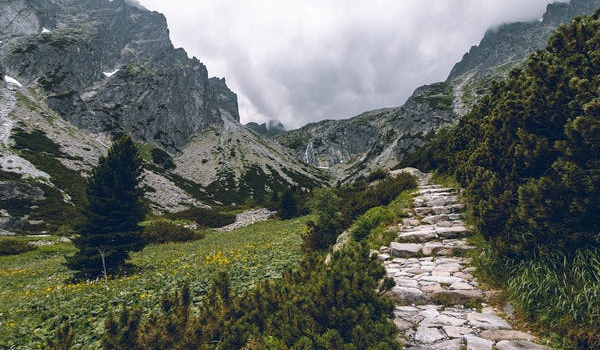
[98, 248, 109, 287]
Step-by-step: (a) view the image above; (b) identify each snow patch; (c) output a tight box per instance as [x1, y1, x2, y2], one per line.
[103, 69, 120, 78]
[538, 17, 543, 22]
[41, 27, 52, 34]
[4, 76, 22, 87]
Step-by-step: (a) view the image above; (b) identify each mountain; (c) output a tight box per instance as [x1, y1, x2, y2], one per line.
[245, 120, 286, 139]
[277, 0, 600, 182]
[0, 0, 326, 235]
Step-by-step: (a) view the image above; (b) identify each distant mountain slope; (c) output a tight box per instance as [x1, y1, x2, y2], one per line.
[277, 0, 600, 181]
[0, 0, 326, 235]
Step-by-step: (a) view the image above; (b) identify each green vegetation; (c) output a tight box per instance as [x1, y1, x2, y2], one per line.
[10, 128, 85, 233]
[0, 217, 307, 349]
[365, 168, 388, 183]
[350, 190, 414, 248]
[302, 188, 341, 251]
[278, 189, 298, 219]
[67, 136, 147, 280]
[167, 207, 236, 228]
[140, 220, 204, 244]
[100, 243, 399, 350]
[403, 11, 600, 348]
[0, 237, 36, 256]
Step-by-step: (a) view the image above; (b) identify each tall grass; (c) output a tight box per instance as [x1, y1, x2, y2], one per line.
[507, 247, 599, 349]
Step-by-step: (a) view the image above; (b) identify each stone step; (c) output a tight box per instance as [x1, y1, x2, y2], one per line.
[386, 176, 548, 350]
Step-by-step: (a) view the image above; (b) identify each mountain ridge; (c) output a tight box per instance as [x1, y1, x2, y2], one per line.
[276, 0, 600, 182]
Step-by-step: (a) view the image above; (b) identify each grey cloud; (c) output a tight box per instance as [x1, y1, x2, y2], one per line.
[138, 0, 567, 129]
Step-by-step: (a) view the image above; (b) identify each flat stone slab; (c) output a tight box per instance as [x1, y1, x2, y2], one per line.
[392, 286, 429, 304]
[431, 339, 463, 350]
[436, 226, 469, 238]
[394, 317, 414, 331]
[415, 325, 445, 343]
[390, 242, 422, 257]
[479, 330, 537, 342]
[467, 312, 512, 330]
[465, 335, 493, 350]
[495, 340, 549, 350]
[443, 326, 473, 338]
[431, 290, 484, 305]
[399, 230, 438, 242]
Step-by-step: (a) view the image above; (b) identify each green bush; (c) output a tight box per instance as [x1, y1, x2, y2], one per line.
[168, 207, 235, 228]
[0, 238, 36, 256]
[365, 168, 388, 183]
[99, 244, 400, 349]
[141, 220, 204, 244]
[339, 173, 417, 228]
[351, 206, 393, 241]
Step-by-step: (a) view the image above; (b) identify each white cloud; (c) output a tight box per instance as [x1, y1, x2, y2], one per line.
[138, 0, 566, 129]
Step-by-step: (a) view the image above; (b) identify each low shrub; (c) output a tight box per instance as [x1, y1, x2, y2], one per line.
[168, 207, 235, 228]
[365, 168, 388, 183]
[141, 220, 204, 244]
[350, 206, 393, 241]
[98, 243, 400, 349]
[0, 238, 36, 255]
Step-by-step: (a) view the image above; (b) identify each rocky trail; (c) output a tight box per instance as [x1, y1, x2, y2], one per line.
[380, 172, 549, 350]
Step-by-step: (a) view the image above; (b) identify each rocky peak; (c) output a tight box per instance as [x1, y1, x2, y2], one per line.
[0, 0, 239, 152]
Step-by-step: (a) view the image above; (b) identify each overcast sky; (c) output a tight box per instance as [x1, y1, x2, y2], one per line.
[137, 0, 565, 129]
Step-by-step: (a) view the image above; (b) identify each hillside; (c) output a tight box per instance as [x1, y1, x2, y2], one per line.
[403, 8, 599, 348]
[277, 0, 600, 182]
[0, 0, 327, 236]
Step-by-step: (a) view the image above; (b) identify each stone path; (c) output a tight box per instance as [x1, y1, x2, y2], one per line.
[379, 172, 549, 350]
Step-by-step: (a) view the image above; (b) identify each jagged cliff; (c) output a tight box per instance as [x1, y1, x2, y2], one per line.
[278, 0, 600, 181]
[0, 0, 326, 235]
[1, 0, 238, 151]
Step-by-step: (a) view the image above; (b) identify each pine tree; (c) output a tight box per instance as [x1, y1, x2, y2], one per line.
[67, 135, 147, 280]
[278, 189, 298, 219]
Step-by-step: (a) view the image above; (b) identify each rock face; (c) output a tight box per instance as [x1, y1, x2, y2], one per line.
[245, 120, 286, 139]
[448, 0, 600, 116]
[277, 0, 600, 181]
[0, 0, 327, 219]
[279, 83, 455, 181]
[0, 181, 45, 201]
[0, 0, 238, 152]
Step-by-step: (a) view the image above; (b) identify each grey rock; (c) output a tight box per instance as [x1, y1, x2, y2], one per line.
[391, 286, 429, 304]
[467, 312, 512, 330]
[0, 181, 45, 201]
[464, 335, 493, 350]
[479, 330, 537, 342]
[422, 214, 449, 225]
[495, 340, 548, 350]
[390, 242, 422, 257]
[399, 230, 438, 243]
[431, 290, 484, 305]
[431, 339, 463, 350]
[443, 326, 473, 338]
[415, 325, 445, 344]
[394, 317, 414, 331]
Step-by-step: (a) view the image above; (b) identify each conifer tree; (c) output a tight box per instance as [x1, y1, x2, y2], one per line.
[67, 135, 147, 280]
[278, 189, 298, 219]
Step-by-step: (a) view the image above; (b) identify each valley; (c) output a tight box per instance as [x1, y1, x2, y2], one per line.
[0, 0, 598, 349]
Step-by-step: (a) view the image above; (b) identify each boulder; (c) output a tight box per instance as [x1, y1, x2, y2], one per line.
[467, 312, 512, 330]
[464, 335, 493, 350]
[390, 242, 422, 257]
